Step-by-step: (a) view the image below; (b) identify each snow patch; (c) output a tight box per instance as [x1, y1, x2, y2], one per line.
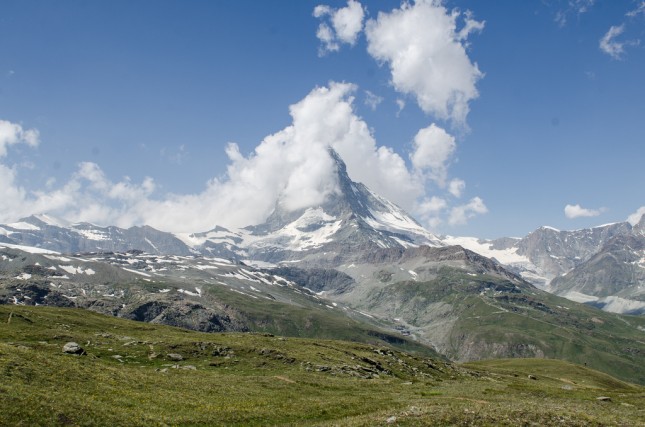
[0, 244, 59, 255]
[7, 221, 40, 231]
[561, 291, 598, 304]
[121, 267, 152, 277]
[75, 229, 109, 241]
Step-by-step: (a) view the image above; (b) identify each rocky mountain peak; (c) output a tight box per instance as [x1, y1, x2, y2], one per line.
[246, 149, 440, 254]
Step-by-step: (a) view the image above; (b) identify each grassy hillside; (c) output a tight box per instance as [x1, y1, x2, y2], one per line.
[1, 305, 644, 426]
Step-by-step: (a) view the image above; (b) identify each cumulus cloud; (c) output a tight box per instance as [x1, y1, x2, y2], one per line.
[410, 123, 456, 187]
[0, 120, 39, 157]
[0, 160, 157, 229]
[627, 206, 645, 225]
[314, 0, 365, 55]
[144, 82, 425, 231]
[448, 197, 487, 225]
[5, 82, 421, 232]
[564, 204, 603, 219]
[448, 178, 465, 198]
[365, 0, 484, 126]
[0, 80, 489, 232]
[415, 196, 447, 228]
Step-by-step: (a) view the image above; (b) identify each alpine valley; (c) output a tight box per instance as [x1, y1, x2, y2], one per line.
[2, 151, 645, 387]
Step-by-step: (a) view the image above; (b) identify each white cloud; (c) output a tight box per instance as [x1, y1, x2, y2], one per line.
[448, 178, 465, 198]
[395, 98, 406, 117]
[0, 120, 39, 157]
[627, 206, 645, 225]
[0, 82, 487, 232]
[626, 2, 645, 18]
[564, 204, 603, 219]
[600, 25, 627, 59]
[364, 90, 383, 110]
[314, 0, 365, 55]
[415, 196, 447, 228]
[410, 123, 456, 187]
[554, 0, 595, 27]
[597, 1, 644, 60]
[448, 197, 487, 225]
[137, 82, 425, 231]
[315, 23, 339, 53]
[365, 0, 484, 126]
[599, 23, 641, 60]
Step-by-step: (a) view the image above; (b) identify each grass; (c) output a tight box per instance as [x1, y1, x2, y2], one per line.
[1, 304, 644, 426]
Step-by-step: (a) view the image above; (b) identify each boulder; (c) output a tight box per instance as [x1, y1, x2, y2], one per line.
[62, 342, 84, 355]
[167, 353, 184, 361]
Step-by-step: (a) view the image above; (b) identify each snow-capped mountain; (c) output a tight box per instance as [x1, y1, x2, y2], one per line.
[1, 150, 644, 316]
[442, 214, 645, 314]
[176, 149, 442, 266]
[549, 230, 645, 315]
[0, 214, 193, 255]
[443, 222, 632, 288]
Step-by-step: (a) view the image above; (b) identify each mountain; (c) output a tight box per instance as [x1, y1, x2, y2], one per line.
[3, 239, 645, 384]
[0, 214, 193, 255]
[0, 244, 433, 355]
[444, 222, 633, 288]
[274, 244, 645, 384]
[176, 149, 442, 266]
[444, 214, 645, 314]
[550, 233, 645, 314]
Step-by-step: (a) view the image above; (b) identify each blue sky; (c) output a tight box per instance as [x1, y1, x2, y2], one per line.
[0, 0, 643, 238]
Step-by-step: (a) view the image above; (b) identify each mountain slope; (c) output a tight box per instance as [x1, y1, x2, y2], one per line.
[0, 244, 434, 355]
[550, 233, 645, 314]
[275, 244, 645, 384]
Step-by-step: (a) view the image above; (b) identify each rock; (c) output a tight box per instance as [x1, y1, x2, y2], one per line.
[386, 416, 397, 424]
[167, 353, 183, 361]
[62, 342, 84, 355]
[180, 365, 197, 370]
[528, 374, 537, 380]
[596, 396, 611, 402]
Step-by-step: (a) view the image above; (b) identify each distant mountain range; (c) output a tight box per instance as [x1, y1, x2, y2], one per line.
[2, 150, 645, 383]
[445, 215, 645, 314]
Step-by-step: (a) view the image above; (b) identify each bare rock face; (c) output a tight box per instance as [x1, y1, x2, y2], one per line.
[62, 342, 84, 355]
[515, 223, 632, 279]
